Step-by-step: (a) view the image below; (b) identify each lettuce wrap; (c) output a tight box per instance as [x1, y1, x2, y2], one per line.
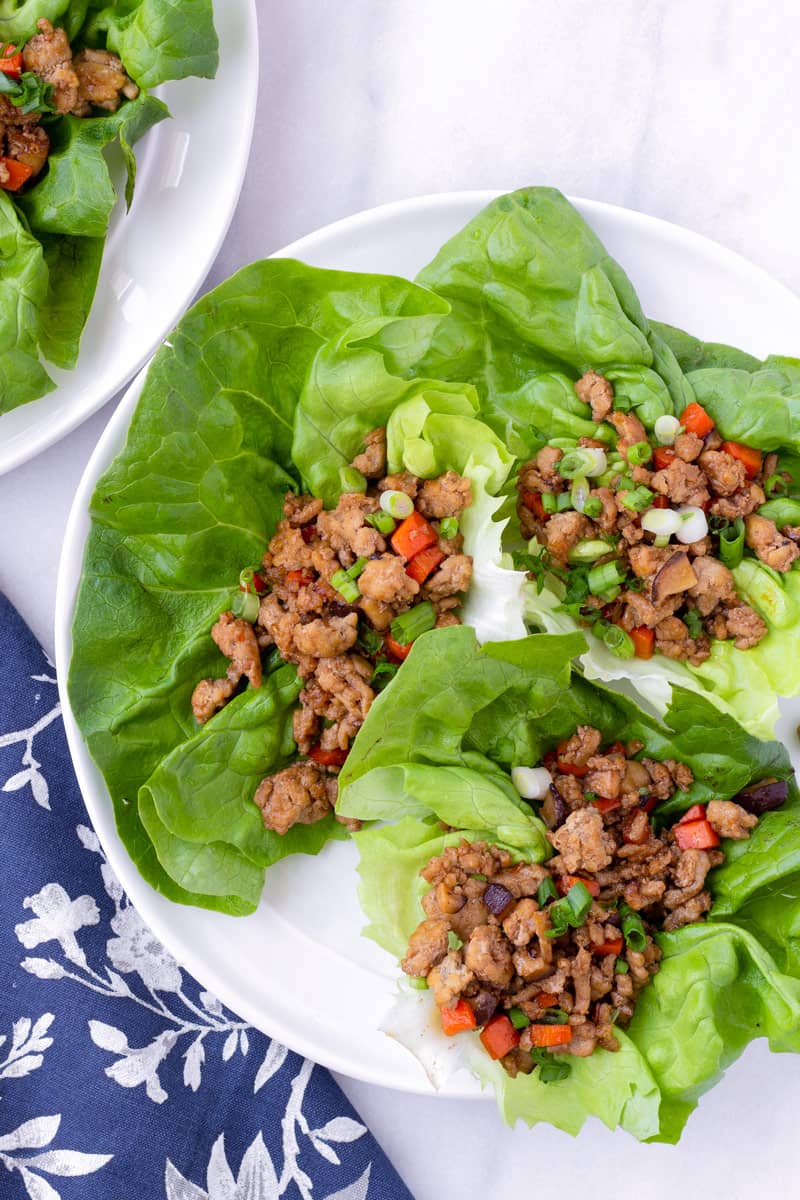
[0, 1, 218, 413]
[68, 258, 525, 914]
[414, 187, 800, 736]
[340, 627, 800, 1141]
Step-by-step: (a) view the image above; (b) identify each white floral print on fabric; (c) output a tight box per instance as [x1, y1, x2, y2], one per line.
[0, 602, 411, 1199]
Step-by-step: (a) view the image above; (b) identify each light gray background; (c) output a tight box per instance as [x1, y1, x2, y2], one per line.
[1, 3, 798, 1195]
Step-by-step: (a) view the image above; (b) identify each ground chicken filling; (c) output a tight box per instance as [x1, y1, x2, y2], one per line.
[517, 370, 799, 665]
[191, 427, 474, 836]
[401, 726, 782, 1080]
[0, 20, 139, 191]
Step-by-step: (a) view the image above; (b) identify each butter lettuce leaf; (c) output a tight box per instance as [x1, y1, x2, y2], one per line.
[0, 194, 54, 413]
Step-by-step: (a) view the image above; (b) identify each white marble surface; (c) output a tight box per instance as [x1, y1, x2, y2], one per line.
[1, 1, 799, 1194]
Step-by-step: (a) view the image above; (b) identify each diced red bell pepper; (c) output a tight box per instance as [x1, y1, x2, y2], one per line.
[652, 447, 676, 471]
[527, 1024, 573, 1048]
[440, 998, 477, 1036]
[555, 740, 588, 777]
[680, 402, 715, 438]
[592, 937, 624, 957]
[384, 633, 412, 662]
[521, 489, 549, 522]
[391, 510, 438, 561]
[605, 741, 625, 756]
[0, 158, 33, 192]
[557, 875, 600, 898]
[308, 744, 348, 768]
[651, 495, 669, 509]
[534, 992, 560, 1008]
[300, 523, 317, 544]
[640, 795, 659, 814]
[286, 569, 314, 586]
[0, 45, 22, 78]
[479, 1014, 520, 1059]
[406, 545, 445, 584]
[677, 804, 707, 825]
[593, 796, 621, 815]
[721, 440, 762, 480]
[629, 625, 655, 660]
[674, 818, 720, 851]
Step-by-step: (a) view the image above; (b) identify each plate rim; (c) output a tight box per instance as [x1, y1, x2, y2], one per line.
[0, 0, 260, 477]
[55, 189, 800, 1095]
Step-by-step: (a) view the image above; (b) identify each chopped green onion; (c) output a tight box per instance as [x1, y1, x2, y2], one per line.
[439, 517, 460, 539]
[594, 620, 635, 660]
[380, 489, 414, 519]
[616, 476, 635, 491]
[619, 902, 647, 952]
[471, 873, 488, 882]
[641, 507, 681, 538]
[239, 565, 267, 593]
[719, 517, 745, 568]
[765, 473, 789, 498]
[626, 441, 653, 466]
[570, 476, 590, 513]
[556, 492, 574, 512]
[330, 576, 360, 603]
[558, 447, 607, 479]
[366, 510, 396, 534]
[231, 590, 260, 622]
[568, 539, 612, 564]
[345, 558, 367, 579]
[546, 882, 593, 938]
[675, 505, 708, 545]
[358, 624, 383, 656]
[541, 492, 558, 514]
[549, 437, 578, 449]
[684, 608, 704, 638]
[339, 466, 367, 494]
[587, 560, 626, 594]
[509, 1007, 531, 1030]
[448, 931, 463, 950]
[619, 486, 654, 513]
[533, 1052, 571, 1083]
[654, 415, 681, 445]
[538, 1008, 570, 1024]
[370, 661, 399, 691]
[408, 976, 428, 990]
[390, 601, 436, 646]
[614, 957, 629, 975]
[583, 496, 603, 519]
[537, 877, 559, 906]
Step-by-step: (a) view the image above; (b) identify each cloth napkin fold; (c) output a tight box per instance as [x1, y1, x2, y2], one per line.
[0, 593, 411, 1200]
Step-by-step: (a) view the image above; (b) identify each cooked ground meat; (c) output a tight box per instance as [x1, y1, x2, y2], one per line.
[402, 726, 764, 1079]
[23, 19, 79, 113]
[192, 433, 474, 833]
[72, 48, 139, 116]
[517, 372, 777, 663]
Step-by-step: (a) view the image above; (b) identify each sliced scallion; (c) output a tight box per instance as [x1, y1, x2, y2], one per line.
[619, 902, 647, 952]
[587, 560, 626, 594]
[390, 601, 436, 646]
[570, 476, 590, 514]
[765, 473, 789, 498]
[614, 957, 630, 975]
[380, 489, 414, 519]
[537, 877, 559, 906]
[558, 447, 607, 479]
[719, 517, 745, 568]
[583, 496, 604, 519]
[366, 510, 397, 534]
[626, 441, 653, 466]
[618, 485, 654, 513]
[439, 516, 459, 539]
[675, 505, 708, 545]
[641, 507, 681, 538]
[541, 492, 558, 514]
[568, 538, 613, 564]
[509, 1007, 531, 1030]
[654, 414, 681, 445]
[231, 590, 260, 623]
[556, 492, 573, 512]
[595, 621, 635, 660]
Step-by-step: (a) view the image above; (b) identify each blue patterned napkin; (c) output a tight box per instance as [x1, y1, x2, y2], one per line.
[0, 594, 412, 1200]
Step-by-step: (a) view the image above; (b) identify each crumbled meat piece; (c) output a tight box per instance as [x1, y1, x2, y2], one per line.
[542, 511, 595, 564]
[608, 410, 647, 450]
[686, 536, 711, 557]
[358, 555, 420, 604]
[316, 494, 380, 562]
[423, 555, 473, 599]
[501, 899, 540, 947]
[706, 799, 758, 840]
[491, 862, 549, 898]
[574, 370, 614, 421]
[401, 918, 450, 977]
[5, 124, 50, 175]
[723, 604, 768, 649]
[622, 878, 666, 910]
[710, 483, 765, 520]
[627, 544, 672, 579]
[350, 427, 387, 478]
[379, 471, 419, 498]
[584, 754, 626, 800]
[620, 589, 681, 630]
[265, 521, 315, 573]
[306, 655, 374, 741]
[191, 676, 237, 724]
[464, 925, 514, 988]
[22, 19, 79, 113]
[558, 725, 602, 768]
[71, 48, 139, 116]
[655, 616, 710, 665]
[745, 514, 800, 573]
[699, 450, 746, 496]
[254, 762, 336, 834]
[416, 471, 472, 519]
[292, 705, 319, 755]
[664, 849, 715, 906]
[212, 611, 262, 688]
[535, 445, 564, 482]
[549, 808, 614, 874]
[427, 950, 474, 1008]
[687, 555, 738, 616]
[435, 611, 462, 629]
[293, 613, 359, 658]
[673, 432, 703, 462]
[663, 891, 712, 931]
[283, 493, 324, 527]
[650, 459, 710, 507]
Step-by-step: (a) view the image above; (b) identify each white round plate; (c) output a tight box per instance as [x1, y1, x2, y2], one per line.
[0, 0, 258, 476]
[56, 192, 800, 1096]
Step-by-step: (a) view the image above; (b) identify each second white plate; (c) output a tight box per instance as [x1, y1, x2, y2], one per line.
[56, 191, 800, 1097]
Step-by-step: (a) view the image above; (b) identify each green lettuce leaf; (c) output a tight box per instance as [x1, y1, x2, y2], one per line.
[38, 232, 104, 368]
[0, 193, 54, 413]
[687, 362, 800, 453]
[650, 320, 762, 373]
[18, 93, 169, 237]
[85, 0, 219, 89]
[0, 2, 89, 42]
[414, 186, 693, 455]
